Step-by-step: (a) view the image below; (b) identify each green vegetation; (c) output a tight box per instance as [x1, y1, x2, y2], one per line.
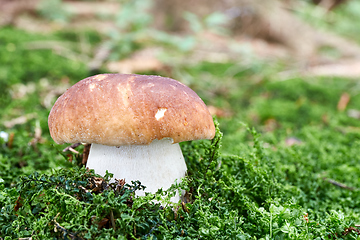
[1, 7, 360, 239]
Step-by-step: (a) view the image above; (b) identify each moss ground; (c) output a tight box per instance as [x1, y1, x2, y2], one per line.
[1, 27, 360, 239]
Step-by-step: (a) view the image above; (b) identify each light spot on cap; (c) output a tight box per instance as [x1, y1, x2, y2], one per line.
[117, 83, 132, 107]
[93, 74, 107, 81]
[89, 83, 96, 92]
[155, 108, 167, 120]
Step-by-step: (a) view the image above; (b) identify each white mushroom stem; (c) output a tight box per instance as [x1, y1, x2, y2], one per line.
[86, 138, 187, 202]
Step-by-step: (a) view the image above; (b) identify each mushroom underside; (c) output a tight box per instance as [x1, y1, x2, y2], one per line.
[86, 138, 187, 202]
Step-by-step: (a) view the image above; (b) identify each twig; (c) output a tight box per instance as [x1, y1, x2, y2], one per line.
[78, 185, 89, 193]
[24, 41, 89, 62]
[3, 113, 37, 128]
[323, 178, 355, 191]
[88, 42, 112, 71]
[62, 143, 82, 152]
[343, 226, 360, 236]
[110, 210, 116, 230]
[68, 148, 80, 154]
[53, 213, 84, 240]
[181, 201, 189, 213]
[7, 132, 14, 149]
[29, 120, 42, 146]
[82, 144, 91, 166]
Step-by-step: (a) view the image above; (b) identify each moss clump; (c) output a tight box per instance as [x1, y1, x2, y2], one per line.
[1, 124, 359, 239]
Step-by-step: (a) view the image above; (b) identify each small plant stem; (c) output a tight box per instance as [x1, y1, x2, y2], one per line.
[323, 178, 355, 190]
[204, 137, 221, 178]
[269, 212, 273, 238]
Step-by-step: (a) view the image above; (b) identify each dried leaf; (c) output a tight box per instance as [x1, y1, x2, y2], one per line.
[343, 227, 360, 236]
[264, 118, 278, 132]
[106, 48, 164, 74]
[87, 176, 108, 194]
[322, 114, 329, 125]
[3, 113, 37, 128]
[285, 137, 302, 147]
[63, 1, 120, 16]
[14, 195, 22, 212]
[337, 92, 350, 111]
[114, 178, 126, 193]
[98, 218, 109, 229]
[66, 154, 73, 163]
[207, 105, 232, 118]
[306, 60, 360, 78]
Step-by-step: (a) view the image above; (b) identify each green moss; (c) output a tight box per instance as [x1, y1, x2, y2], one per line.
[0, 27, 88, 117]
[2, 124, 359, 238]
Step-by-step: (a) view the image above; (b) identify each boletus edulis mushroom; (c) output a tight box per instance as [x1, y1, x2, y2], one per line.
[48, 73, 215, 202]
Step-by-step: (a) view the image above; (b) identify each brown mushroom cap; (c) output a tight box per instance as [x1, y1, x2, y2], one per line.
[48, 74, 215, 146]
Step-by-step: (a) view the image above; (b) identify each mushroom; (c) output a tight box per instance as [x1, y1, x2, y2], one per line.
[48, 74, 215, 202]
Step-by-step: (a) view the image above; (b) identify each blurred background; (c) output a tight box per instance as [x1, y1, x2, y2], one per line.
[1, 0, 360, 154]
[2, 1, 360, 237]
